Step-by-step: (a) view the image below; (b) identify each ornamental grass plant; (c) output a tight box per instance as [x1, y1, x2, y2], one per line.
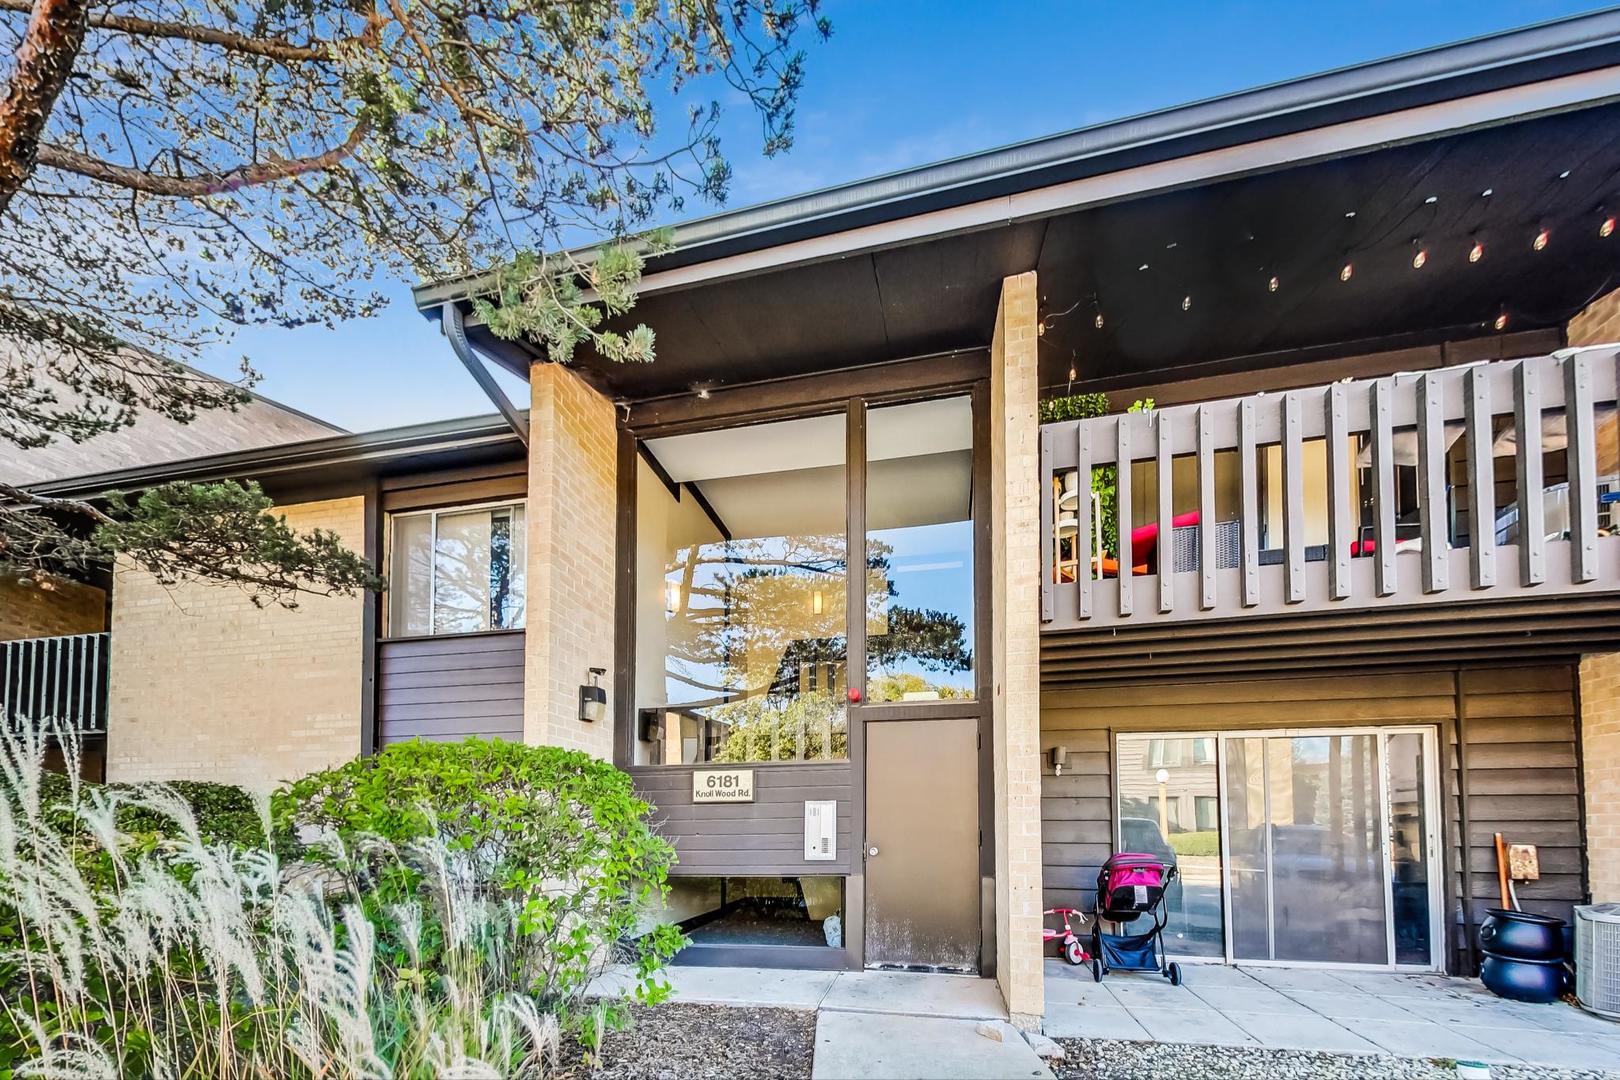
[0, 722, 678, 1079]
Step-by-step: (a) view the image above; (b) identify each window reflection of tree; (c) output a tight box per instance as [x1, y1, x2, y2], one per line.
[663, 533, 972, 762]
[392, 507, 525, 636]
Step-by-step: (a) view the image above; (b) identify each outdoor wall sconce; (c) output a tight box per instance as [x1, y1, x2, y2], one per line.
[579, 667, 607, 724]
[1049, 745, 1068, 776]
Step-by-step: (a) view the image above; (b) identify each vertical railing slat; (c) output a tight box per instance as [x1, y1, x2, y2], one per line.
[1371, 378, 1397, 596]
[1416, 372, 1449, 594]
[1565, 353, 1599, 583]
[1514, 360, 1546, 586]
[1076, 424, 1092, 620]
[1039, 426, 1054, 624]
[1157, 411, 1174, 614]
[1282, 392, 1306, 604]
[89, 633, 103, 734]
[1240, 399, 1259, 607]
[1464, 365, 1497, 589]
[1197, 405, 1217, 610]
[1117, 417, 1134, 617]
[1326, 383, 1352, 601]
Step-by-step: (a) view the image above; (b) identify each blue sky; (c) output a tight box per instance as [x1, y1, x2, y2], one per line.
[207, 1, 1601, 433]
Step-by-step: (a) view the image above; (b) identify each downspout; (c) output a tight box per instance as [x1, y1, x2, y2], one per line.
[439, 302, 530, 448]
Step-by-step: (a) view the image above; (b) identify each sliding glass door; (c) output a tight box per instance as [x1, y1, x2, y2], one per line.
[1218, 727, 1442, 970]
[1118, 726, 1444, 970]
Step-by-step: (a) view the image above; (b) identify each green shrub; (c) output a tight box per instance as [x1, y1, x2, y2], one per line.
[274, 738, 684, 1034]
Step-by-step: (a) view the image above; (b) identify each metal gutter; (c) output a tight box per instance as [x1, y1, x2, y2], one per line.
[28, 413, 523, 499]
[412, 7, 1620, 309]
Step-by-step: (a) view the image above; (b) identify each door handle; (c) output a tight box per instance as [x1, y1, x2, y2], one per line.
[867, 844, 879, 858]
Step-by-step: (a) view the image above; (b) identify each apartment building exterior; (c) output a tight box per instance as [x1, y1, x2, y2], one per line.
[8, 10, 1620, 1026]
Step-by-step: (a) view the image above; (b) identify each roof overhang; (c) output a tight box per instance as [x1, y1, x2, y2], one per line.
[414, 9, 1620, 402]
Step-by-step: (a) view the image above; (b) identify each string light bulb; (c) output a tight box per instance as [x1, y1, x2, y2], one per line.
[1339, 262, 1354, 282]
[1494, 310, 1509, 332]
[1181, 295, 1191, 311]
[1411, 246, 1428, 270]
[1093, 311, 1104, 329]
[1469, 239, 1484, 263]
[1533, 228, 1550, 252]
[1268, 275, 1279, 293]
[1602, 216, 1616, 239]
[1068, 363, 1078, 382]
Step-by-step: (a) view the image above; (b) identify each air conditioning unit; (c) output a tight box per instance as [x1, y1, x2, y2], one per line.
[1574, 903, 1620, 1020]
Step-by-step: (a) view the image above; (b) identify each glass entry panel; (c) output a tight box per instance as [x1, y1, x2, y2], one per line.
[1115, 735, 1223, 957]
[1222, 734, 1391, 965]
[1387, 732, 1435, 966]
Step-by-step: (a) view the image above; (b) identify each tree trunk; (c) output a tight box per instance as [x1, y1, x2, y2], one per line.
[0, 0, 88, 216]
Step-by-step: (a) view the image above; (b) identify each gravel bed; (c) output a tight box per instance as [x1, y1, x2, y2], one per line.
[555, 1003, 815, 1080]
[1053, 1038, 1620, 1080]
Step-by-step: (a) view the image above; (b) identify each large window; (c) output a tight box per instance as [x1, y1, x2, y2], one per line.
[865, 396, 975, 701]
[388, 502, 526, 637]
[1115, 733, 1223, 957]
[634, 413, 849, 765]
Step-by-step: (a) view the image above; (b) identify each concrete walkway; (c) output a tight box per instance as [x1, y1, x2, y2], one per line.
[592, 966, 1053, 1079]
[1045, 958, 1620, 1071]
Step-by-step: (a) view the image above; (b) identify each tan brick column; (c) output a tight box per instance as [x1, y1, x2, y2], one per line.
[1569, 291, 1620, 901]
[990, 271, 1045, 1027]
[1581, 654, 1620, 902]
[525, 361, 618, 758]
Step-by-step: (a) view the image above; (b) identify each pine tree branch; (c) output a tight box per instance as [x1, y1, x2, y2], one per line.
[0, 0, 337, 62]
[0, 0, 88, 215]
[35, 120, 370, 197]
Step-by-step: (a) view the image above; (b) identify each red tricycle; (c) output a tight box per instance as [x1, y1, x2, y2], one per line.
[1043, 907, 1091, 966]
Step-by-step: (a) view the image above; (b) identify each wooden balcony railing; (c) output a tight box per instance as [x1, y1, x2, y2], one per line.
[1, 632, 109, 735]
[1040, 349, 1620, 632]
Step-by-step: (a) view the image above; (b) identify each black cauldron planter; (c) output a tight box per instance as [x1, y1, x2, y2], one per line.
[1478, 908, 1569, 1003]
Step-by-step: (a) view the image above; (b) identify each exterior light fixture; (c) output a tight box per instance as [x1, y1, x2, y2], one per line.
[1424, 195, 1438, 204]
[1411, 246, 1428, 270]
[664, 579, 682, 614]
[579, 667, 608, 724]
[1181, 295, 1192, 311]
[1603, 216, 1616, 239]
[1481, 188, 1493, 197]
[1067, 364, 1078, 382]
[1494, 310, 1509, 332]
[1469, 239, 1484, 263]
[1533, 228, 1550, 252]
[1093, 312, 1104, 329]
[1050, 745, 1069, 777]
[1339, 262, 1354, 282]
[1268, 275, 1279, 293]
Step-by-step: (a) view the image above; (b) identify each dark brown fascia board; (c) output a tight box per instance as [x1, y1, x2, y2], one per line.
[27, 413, 525, 500]
[411, 9, 1620, 311]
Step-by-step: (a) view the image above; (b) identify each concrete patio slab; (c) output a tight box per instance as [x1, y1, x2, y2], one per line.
[1101, 975, 1209, 1010]
[1337, 1017, 1522, 1064]
[1041, 1002, 1150, 1041]
[1283, 988, 1416, 1020]
[1129, 1006, 1258, 1047]
[819, 970, 1006, 1020]
[590, 964, 838, 1010]
[811, 1011, 1053, 1080]
[1183, 984, 1312, 1014]
[1042, 976, 1118, 1008]
[1224, 1009, 1381, 1054]
[1240, 966, 1352, 993]
[1461, 1026, 1620, 1071]
[1168, 964, 1264, 989]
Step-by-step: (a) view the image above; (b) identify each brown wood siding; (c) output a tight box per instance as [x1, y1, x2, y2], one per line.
[632, 763, 855, 878]
[377, 632, 524, 745]
[1039, 664, 1585, 973]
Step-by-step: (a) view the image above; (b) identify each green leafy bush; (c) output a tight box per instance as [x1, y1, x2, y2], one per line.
[275, 738, 684, 1034]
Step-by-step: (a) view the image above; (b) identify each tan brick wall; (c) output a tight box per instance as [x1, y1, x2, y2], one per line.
[1568, 287, 1620, 346]
[105, 496, 365, 790]
[524, 362, 617, 758]
[1581, 652, 1620, 902]
[990, 271, 1045, 1025]
[0, 575, 105, 641]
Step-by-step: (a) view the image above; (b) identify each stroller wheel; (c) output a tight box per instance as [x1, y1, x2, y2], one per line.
[1091, 957, 1104, 983]
[1166, 962, 1183, 986]
[1064, 938, 1086, 966]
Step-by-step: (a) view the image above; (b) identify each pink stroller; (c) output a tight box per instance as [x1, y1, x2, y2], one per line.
[1090, 852, 1182, 985]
